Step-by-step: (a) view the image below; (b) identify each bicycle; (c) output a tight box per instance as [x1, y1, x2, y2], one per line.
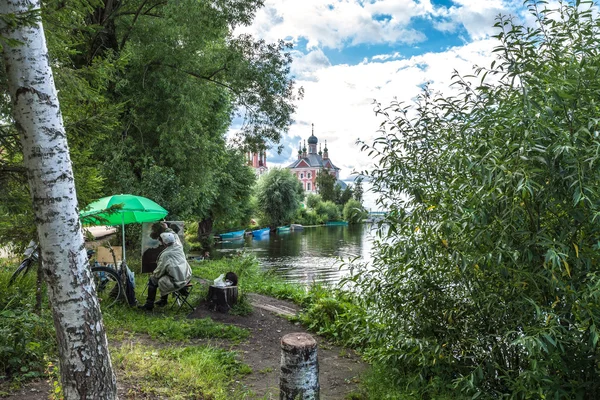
[9, 241, 124, 309]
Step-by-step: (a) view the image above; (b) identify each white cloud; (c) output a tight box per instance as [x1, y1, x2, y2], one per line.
[290, 49, 331, 81]
[268, 38, 498, 210]
[237, 0, 433, 50]
[237, 0, 526, 51]
[233, 0, 530, 209]
[372, 51, 402, 61]
[431, 0, 526, 39]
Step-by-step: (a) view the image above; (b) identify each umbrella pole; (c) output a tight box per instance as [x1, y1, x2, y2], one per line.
[121, 214, 126, 263]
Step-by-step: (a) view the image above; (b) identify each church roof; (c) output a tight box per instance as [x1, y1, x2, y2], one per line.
[287, 153, 340, 170]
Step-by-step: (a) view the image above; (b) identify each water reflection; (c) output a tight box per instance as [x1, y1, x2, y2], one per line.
[211, 224, 377, 285]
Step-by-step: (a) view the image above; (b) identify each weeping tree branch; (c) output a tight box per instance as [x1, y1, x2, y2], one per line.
[154, 61, 234, 91]
[119, 0, 168, 49]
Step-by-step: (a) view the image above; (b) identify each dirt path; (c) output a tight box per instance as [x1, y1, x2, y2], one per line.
[3, 293, 367, 399]
[190, 293, 367, 399]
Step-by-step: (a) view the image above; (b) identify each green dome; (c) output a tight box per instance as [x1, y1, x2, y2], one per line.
[308, 134, 318, 145]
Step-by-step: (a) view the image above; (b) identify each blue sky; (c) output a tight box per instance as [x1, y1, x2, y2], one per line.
[234, 0, 533, 208]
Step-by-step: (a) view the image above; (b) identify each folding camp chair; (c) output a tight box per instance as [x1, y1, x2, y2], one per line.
[170, 282, 195, 313]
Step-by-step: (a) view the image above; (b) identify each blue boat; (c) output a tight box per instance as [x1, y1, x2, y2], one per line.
[252, 227, 270, 238]
[325, 221, 348, 226]
[220, 229, 246, 240]
[276, 225, 291, 233]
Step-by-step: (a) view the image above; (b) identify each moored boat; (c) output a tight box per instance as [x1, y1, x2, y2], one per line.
[276, 225, 291, 233]
[252, 227, 270, 238]
[219, 229, 246, 239]
[325, 221, 348, 226]
[290, 224, 304, 231]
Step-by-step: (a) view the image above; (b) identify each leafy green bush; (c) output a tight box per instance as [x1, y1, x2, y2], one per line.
[343, 199, 367, 224]
[294, 208, 321, 226]
[314, 201, 340, 222]
[297, 285, 368, 348]
[0, 267, 55, 383]
[306, 193, 321, 209]
[352, 2, 600, 398]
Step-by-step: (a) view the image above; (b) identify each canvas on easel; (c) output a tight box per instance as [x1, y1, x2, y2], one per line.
[141, 221, 184, 273]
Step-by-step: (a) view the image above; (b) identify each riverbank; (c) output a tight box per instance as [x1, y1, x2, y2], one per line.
[0, 254, 370, 399]
[5, 291, 366, 399]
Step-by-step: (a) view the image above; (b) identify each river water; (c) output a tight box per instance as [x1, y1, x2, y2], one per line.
[212, 224, 378, 285]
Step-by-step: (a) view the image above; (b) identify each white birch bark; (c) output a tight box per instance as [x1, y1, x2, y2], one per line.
[0, 1, 117, 398]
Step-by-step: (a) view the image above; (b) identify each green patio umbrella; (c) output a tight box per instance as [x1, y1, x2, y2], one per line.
[79, 194, 168, 262]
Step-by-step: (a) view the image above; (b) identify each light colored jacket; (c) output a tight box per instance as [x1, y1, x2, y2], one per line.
[153, 241, 191, 294]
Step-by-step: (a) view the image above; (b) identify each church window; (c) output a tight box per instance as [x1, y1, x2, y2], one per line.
[307, 182, 311, 191]
[300, 173, 304, 179]
[308, 173, 311, 178]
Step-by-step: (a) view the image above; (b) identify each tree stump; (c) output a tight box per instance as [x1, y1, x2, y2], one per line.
[279, 332, 319, 400]
[206, 285, 238, 312]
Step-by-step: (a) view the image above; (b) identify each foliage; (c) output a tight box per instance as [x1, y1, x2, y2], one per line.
[0, 0, 121, 246]
[295, 196, 356, 225]
[255, 168, 303, 228]
[343, 199, 367, 224]
[83, 0, 299, 224]
[339, 185, 354, 205]
[0, 262, 55, 384]
[0, 0, 300, 246]
[191, 251, 261, 283]
[209, 149, 257, 232]
[229, 293, 253, 316]
[353, 2, 600, 398]
[306, 193, 322, 209]
[314, 201, 340, 222]
[315, 169, 337, 203]
[297, 285, 368, 348]
[353, 177, 364, 203]
[293, 208, 321, 225]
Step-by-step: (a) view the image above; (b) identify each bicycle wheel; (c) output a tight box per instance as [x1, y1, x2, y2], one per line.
[9, 258, 34, 285]
[91, 266, 123, 309]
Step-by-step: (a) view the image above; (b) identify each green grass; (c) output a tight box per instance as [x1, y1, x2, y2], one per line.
[0, 252, 383, 399]
[190, 252, 308, 304]
[111, 343, 252, 399]
[103, 307, 249, 342]
[101, 271, 249, 342]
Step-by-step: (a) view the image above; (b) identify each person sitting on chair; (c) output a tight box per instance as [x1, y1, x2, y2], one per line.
[139, 231, 192, 311]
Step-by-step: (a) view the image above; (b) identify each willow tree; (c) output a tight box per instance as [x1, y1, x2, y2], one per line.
[0, 2, 116, 398]
[315, 170, 337, 203]
[78, 0, 299, 226]
[355, 1, 600, 397]
[256, 168, 303, 229]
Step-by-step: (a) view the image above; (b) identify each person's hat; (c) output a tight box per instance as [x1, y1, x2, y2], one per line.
[159, 232, 177, 244]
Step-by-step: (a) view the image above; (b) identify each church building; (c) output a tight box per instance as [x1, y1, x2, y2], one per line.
[287, 124, 344, 193]
[246, 150, 268, 176]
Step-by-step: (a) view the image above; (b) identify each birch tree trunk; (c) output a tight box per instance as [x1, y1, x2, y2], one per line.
[0, 1, 118, 398]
